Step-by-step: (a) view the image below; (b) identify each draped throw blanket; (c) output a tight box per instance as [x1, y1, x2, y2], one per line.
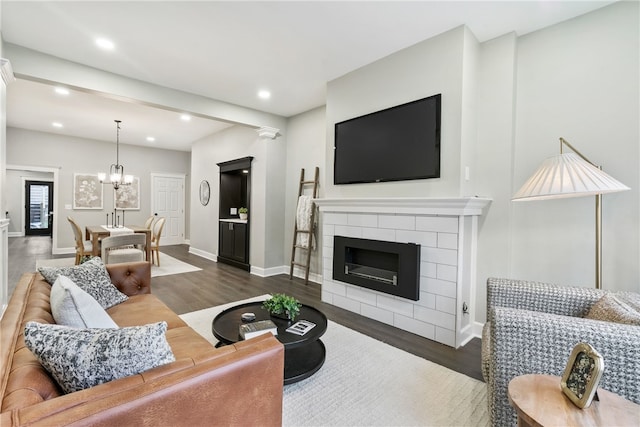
[296, 196, 315, 249]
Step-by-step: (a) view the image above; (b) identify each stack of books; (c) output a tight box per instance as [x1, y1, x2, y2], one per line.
[239, 320, 278, 340]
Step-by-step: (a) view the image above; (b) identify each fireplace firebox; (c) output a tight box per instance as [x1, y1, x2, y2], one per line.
[333, 236, 420, 300]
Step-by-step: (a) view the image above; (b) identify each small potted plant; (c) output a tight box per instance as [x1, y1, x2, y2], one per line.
[239, 207, 248, 220]
[262, 294, 301, 321]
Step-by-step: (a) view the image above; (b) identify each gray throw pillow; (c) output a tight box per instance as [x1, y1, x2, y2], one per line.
[38, 257, 128, 309]
[24, 321, 175, 394]
[50, 275, 118, 328]
[585, 293, 640, 326]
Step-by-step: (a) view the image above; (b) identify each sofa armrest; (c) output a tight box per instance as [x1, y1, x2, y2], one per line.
[487, 277, 605, 317]
[488, 307, 640, 426]
[1, 334, 284, 427]
[107, 261, 151, 296]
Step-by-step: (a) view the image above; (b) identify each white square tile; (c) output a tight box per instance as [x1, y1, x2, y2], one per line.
[421, 277, 456, 298]
[335, 225, 363, 238]
[436, 295, 456, 314]
[325, 212, 348, 225]
[346, 285, 377, 305]
[421, 247, 458, 266]
[437, 264, 457, 282]
[415, 216, 458, 233]
[414, 305, 455, 329]
[361, 304, 394, 325]
[394, 315, 436, 340]
[376, 294, 414, 317]
[378, 215, 415, 230]
[437, 232, 458, 249]
[435, 327, 456, 347]
[416, 291, 436, 309]
[420, 261, 437, 278]
[396, 230, 437, 247]
[362, 227, 396, 242]
[348, 213, 378, 227]
[333, 294, 362, 313]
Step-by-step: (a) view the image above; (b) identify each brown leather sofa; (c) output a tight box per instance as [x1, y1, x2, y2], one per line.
[0, 261, 284, 426]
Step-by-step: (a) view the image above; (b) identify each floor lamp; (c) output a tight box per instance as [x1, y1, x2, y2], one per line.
[512, 137, 630, 289]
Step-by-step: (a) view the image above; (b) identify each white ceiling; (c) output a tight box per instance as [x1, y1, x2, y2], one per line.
[2, 1, 615, 151]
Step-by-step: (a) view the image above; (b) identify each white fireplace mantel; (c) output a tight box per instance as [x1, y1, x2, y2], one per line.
[314, 197, 492, 216]
[315, 196, 492, 348]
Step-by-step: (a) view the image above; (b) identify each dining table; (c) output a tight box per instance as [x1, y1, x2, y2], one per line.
[85, 225, 152, 261]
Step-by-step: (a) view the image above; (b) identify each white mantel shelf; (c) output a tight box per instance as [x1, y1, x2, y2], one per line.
[314, 197, 492, 216]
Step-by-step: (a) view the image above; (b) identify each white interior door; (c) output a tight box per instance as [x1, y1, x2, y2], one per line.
[151, 174, 185, 246]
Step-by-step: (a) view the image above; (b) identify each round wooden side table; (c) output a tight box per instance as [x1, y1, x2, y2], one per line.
[508, 374, 640, 427]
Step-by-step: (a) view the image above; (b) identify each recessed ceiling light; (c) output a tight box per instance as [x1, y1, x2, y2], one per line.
[52, 122, 63, 128]
[257, 90, 271, 100]
[180, 114, 191, 122]
[146, 136, 156, 142]
[54, 87, 70, 96]
[95, 37, 115, 50]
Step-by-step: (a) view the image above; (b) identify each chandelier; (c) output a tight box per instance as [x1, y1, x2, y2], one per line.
[99, 120, 133, 190]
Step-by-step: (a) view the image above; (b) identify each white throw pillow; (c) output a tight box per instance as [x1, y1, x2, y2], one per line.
[24, 321, 175, 394]
[50, 275, 118, 328]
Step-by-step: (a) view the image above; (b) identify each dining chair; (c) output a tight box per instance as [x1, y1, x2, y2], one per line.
[101, 234, 146, 264]
[67, 217, 93, 265]
[150, 217, 166, 266]
[144, 215, 156, 230]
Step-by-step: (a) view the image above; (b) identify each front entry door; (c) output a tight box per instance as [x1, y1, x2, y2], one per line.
[151, 174, 185, 246]
[25, 180, 54, 236]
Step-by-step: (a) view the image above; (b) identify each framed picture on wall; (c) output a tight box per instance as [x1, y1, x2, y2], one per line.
[114, 176, 140, 210]
[73, 173, 103, 210]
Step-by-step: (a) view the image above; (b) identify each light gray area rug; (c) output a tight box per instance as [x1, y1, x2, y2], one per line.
[180, 296, 489, 427]
[35, 253, 201, 278]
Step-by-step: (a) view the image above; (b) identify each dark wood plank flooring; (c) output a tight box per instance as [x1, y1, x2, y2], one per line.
[7, 236, 483, 381]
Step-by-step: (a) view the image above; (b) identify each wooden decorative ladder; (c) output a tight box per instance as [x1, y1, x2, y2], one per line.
[289, 167, 319, 285]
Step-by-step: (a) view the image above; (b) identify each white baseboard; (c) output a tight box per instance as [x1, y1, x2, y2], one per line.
[53, 247, 75, 256]
[473, 321, 485, 339]
[8, 232, 22, 237]
[188, 247, 217, 262]
[250, 265, 286, 277]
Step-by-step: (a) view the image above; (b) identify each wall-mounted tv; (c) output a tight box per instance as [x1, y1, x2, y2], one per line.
[334, 94, 441, 185]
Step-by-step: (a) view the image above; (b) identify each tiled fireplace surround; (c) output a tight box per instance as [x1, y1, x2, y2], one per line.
[315, 198, 491, 348]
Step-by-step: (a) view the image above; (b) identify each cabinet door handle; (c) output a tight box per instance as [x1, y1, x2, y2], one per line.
[229, 223, 234, 230]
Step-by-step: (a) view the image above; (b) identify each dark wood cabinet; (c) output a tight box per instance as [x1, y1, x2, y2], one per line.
[217, 157, 252, 271]
[219, 221, 247, 264]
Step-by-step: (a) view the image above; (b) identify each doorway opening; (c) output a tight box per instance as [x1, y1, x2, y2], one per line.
[25, 180, 54, 237]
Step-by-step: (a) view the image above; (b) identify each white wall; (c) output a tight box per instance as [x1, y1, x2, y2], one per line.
[283, 106, 326, 280]
[5, 169, 53, 233]
[474, 33, 518, 321]
[510, 2, 639, 292]
[325, 26, 469, 199]
[189, 124, 287, 273]
[6, 127, 190, 251]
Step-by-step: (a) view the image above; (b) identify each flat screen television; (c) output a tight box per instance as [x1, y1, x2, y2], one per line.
[334, 94, 441, 185]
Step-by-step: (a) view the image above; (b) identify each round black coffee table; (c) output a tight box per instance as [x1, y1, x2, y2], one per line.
[212, 301, 327, 385]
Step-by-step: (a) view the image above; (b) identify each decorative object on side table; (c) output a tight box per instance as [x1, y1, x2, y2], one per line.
[560, 342, 604, 408]
[262, 294, 301, 321]
[239, 207, 248, 220]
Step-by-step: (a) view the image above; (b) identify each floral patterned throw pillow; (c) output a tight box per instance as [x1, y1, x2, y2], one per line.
[38, 257, 128, 309]
[24, 321, 175, 394]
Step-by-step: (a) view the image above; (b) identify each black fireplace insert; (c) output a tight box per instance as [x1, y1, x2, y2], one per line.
[333, 236, 420, 300]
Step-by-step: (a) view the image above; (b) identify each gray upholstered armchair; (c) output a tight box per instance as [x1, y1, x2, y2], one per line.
[482, 277, 640, 426]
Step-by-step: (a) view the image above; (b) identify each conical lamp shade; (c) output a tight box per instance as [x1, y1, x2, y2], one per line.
[513, 153, 630, 201]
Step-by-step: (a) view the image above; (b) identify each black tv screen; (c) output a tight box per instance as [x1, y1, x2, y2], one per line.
[334, 94, 441, 185]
